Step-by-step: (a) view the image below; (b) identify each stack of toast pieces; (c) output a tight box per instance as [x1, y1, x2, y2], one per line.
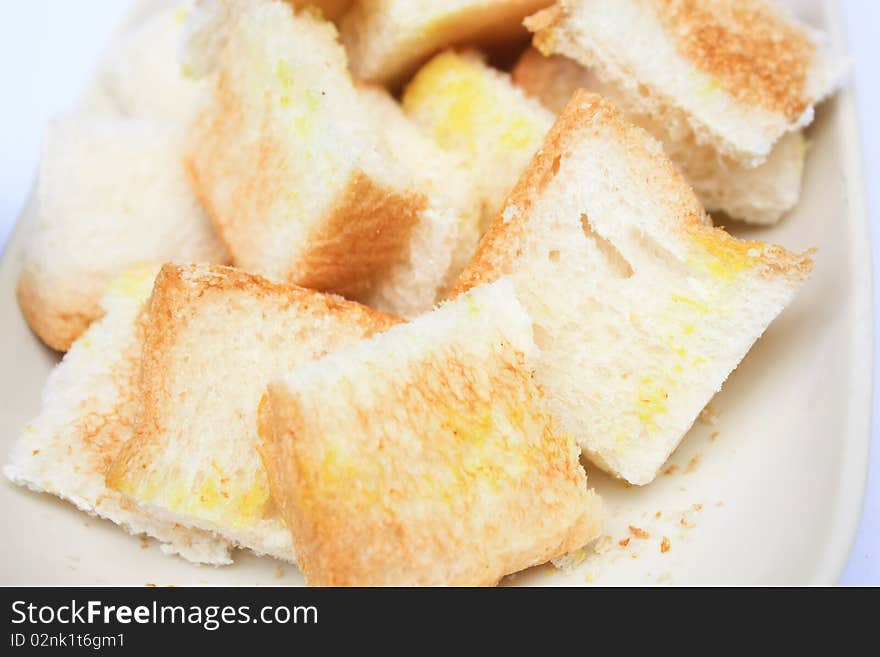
[6, 0, 843, 585]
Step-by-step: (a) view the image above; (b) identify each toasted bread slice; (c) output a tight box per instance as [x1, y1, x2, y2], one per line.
[340, 0, 552, 87]
[18, 115, 229, 352]
[403, 50, 554, 232]
[512, 48, 808, 225]
[454, 91, 813, 485]
[106, 264, 400, 561]
[259, 278, 601, 586]
[4, 264, 231, 565]
[526, 0, 844, 166]
[187, 2, 471, 315]
[81, 1, 209, 121]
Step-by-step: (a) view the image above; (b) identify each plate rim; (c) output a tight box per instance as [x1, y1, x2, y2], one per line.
[808, 0, 874, 585]
[0, 0, 872, 586]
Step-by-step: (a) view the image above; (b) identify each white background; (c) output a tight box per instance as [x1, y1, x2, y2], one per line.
[0, 1, 876, 585]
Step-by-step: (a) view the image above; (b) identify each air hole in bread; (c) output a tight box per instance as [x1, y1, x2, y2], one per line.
[580, 214, 633, 279]
[532, 322, 553, 350]
[630, 228, 691, 280]
[551, 154, 562, 176]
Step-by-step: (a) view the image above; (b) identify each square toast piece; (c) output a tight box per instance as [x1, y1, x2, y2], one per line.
[454, 91, 814, 485]
[187, 2, 473, 315]
[5, 263, 231, 565]
[106, 264, 400, 561]
[259, 278, 601, 586]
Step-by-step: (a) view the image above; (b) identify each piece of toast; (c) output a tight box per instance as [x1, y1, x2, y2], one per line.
[106, 264, 401, 561]
[526, 0, 845, 166]
[258, 278, 602, 586]
[512, 47, 808, 225]
[187, 1, 473, 316]
[453, 91, 814, 485]
[402, 50, 554, 232]
[17, 115, 229, 352]
[340, 0, 553, 87]
[4, 263, 231, 565]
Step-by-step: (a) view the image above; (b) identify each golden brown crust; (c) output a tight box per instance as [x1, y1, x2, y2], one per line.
[452, 90, 812, 296]
[17, 267, 101, 352]
[523, 3, 562, 36]
[528, 0, 816, 121]
[185, 69, 258, 267]
[651, 0, 814, 120]
[105, 267, 178, 490]
[291, 172, 426, 299]
[259, 334, 601, 586]
[74, 310, 146, 479]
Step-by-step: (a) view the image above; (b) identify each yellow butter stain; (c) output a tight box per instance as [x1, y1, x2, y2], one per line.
[187, 475, 270, 528]
[299, 400, 542, 513]
[173, 5, 189, 25]
[697, 77, 721, 98]
[670, 293, 710, 315]
[465, 293, 480, 316]
[402, 52, 545, 157]
[636, 375, 670, 431]
[686, 224, 765, 280]
[107, 263, 160, 302]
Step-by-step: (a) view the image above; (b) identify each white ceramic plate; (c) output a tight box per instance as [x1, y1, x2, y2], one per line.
[0, 0, 870, 586]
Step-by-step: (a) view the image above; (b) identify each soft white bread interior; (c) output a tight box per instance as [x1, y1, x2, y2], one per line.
[183, 0, 355, 78]
[187, 1, 472, 316]
[258, 278, 602, 586]
[18, 115, 229, 352]
[453, 91, 814, 485]
[106, 264, 401, 561]
[82, 1, 209, 122]
[340, 0, 553, 87]
[356, 85, 482, 303]
[526, 0, 845, 166]
[512, 47, 808, 225]
[4, 264, 231, 565]
[180, 0, 247, 79]
[403, 50, 554, 232]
